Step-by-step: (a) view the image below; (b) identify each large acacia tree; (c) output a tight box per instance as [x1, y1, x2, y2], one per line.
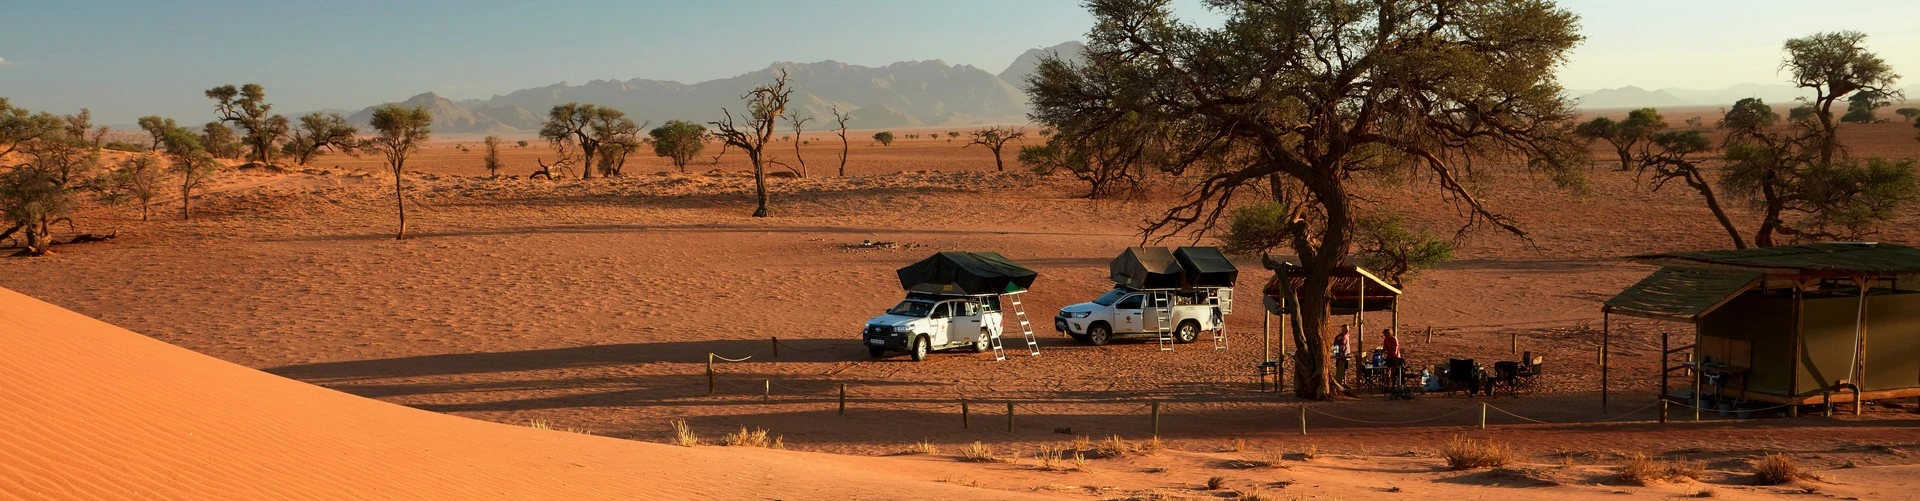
[205, 83, 290, 164]
[540, 103, 636, 179]
[1031, 0, 1586, 399]
[711, 69, 792, 217]
[364, 105, 432, 239]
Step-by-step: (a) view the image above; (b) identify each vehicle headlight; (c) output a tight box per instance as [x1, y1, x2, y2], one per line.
[1069, 311, 1091, 319]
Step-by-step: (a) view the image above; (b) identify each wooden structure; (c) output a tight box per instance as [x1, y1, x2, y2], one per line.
[1259, 257, 1403, 390]
[1601, 243, 1920, 416]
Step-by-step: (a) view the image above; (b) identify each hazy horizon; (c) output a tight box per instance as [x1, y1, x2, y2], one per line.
[3, 0, 1917, 124]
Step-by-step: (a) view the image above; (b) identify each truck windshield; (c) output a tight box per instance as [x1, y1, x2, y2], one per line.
[1092, 289, 1127, 306]
[888, 300, 935, 317]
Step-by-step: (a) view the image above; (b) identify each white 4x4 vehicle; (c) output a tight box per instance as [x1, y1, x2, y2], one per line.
[1055, 287, 1227, 346]
[863, 294, 1004, 361]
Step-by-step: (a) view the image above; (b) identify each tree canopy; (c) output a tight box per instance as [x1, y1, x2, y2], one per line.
[650, 120, 707, 173]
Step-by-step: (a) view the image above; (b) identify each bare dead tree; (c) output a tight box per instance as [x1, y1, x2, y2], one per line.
[785, 112, 814, 178]
[965, 126, 1027, 172]
[710, 69, 793, 217]
[830, 106, 852, 176]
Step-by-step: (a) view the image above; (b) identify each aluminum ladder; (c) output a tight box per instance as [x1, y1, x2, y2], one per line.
[986, 298, 1008, 361]
[1211, 289, 1230, 351]
[1007, 293, 1039, 356]
[1152, 292, 1175, 352]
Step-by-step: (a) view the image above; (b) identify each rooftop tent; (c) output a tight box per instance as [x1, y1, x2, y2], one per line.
[1174, 246, 1238, 288]
[897, 251, 1039, 296]
[1110, 247, 1185, 290]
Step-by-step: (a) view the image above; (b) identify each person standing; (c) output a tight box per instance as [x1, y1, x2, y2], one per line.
[1381, 328, 1401, 359]
[1331, 325, 1351, 384]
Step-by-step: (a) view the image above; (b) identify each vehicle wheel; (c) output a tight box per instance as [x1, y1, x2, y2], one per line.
[1175, 320, 1200, 344]
[910, 336, 931, 361]
[1087, 323, 1112, 346]
[971, 329, 990, 353]
[868, 346, 886, 358]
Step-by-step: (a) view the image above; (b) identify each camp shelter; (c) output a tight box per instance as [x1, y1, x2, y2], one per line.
[1601, 242, 1920, 415]
[1174, 246, 1239, 288]
[1258, 258, 1405, 368]
[1111, 247, 1185, 290]
[897, 251, 1039, 296]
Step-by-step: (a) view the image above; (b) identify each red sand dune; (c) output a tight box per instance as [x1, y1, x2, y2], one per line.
[0, 286, 1043, 500]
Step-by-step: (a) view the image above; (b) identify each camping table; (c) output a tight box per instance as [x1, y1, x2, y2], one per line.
[1684, 361, 1751, 402]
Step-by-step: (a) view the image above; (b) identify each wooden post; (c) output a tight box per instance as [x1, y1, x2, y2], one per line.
[772, 337, 779, 358]
[1659, 399, 1668, 423]
[763, 379, 770, 402]
[706, 353, 715, 395]
[1006, 402, 1015, 433]
[1425, 327, 1432, 344]
[1358, 278, 1367, 353]
[1479, 402, 1487, 430]
[1150, 402, 1160, 437]
[1263, 311, 1272, 363]
[1602, 311, 1610, 413]
[838, 383, 846, 416]
[1691, 352, 1702, 422]
[961, 401, 970, 429]
[1511, 332, 1518, 356]
[1299, 405, 1307, 436]
[1660, 329, 1669, 404]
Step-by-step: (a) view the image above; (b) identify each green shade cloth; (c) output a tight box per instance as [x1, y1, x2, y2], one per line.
[1174, 246, 1238, 288]
[1604, 268, 1765, 321]
[1632, 242, 1920, 275]
[897, 251, 1038, 296]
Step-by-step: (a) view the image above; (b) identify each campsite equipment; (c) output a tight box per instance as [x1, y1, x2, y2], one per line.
[866, 252, 1041, 361]
[1057, 247, 1236, 349]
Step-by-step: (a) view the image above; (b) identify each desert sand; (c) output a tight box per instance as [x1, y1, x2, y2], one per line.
[2, 121, 1919, 499]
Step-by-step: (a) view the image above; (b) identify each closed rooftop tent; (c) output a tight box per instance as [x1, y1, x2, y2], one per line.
[896, 251, 1038, 296]
[1110, 247, 1187, 290]
[1602, 242, 1920, 417]
[868, 252, 1041, 361]
[1057, 247, 1238, 349]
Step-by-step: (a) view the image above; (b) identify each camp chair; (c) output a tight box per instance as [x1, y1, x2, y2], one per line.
[1489, 361, 1522, 397]
[1444, 358, 1480, 396]
[1514, 355, 1544, 394]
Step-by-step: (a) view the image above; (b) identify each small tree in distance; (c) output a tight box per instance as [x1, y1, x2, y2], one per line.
[482, 135, 503, 178]
[873, 131, 894, 146]
[205, 83, 290, 164]
[284, 112, 359, 165]
[107, 153, 167, 221]
[650, 120, 708, 173]
[159, 126, 219, 221]
[364, 104, 432, 239]
[784, 112, 814, 177]
[1575, 108, 1665, 171]
[710, 69, 793, 217]
[1896, 107, 1920, 124]
[830, 106, 852, 176]
[965, 126, 1027, 172]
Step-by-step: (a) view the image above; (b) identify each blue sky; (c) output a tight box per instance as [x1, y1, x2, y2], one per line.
[2, 0, 1915, 124]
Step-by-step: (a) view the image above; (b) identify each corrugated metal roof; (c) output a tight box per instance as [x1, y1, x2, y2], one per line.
[1604, 268, 1766, 321]
[1631, 242, 1920, 275]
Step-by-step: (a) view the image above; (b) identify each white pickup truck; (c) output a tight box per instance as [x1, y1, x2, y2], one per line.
[1054, 287, 1228, 345]
[863, 294, 1004, 361]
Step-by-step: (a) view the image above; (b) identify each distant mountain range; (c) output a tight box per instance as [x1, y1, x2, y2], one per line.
[335, 42, 1090, 136]
[1569, 84, 1920, 110]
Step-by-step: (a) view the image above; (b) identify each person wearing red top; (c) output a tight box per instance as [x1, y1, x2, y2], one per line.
[1381, 328, 1401, 359]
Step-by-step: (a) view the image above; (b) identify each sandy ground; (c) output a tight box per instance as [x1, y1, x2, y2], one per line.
[2, 121, 1918, 499]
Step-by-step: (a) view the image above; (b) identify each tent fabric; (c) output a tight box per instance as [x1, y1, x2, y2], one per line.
[897, 251, 1038, 296]
[1604, 268, 1765, 321]
[1174, 247, 1238, 288]
[1259, 260, 1402, 314]
[1110, 247, 1186, 290]
[1631, 242, 1920, 275]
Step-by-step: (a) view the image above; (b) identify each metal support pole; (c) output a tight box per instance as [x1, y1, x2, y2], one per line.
[1691, 353, 1701, 422]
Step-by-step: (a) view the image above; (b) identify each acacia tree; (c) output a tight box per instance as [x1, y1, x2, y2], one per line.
[872, 131, 894, 146]
[0, 107, 97, 255]
[649, 120, 707, 173]
[159, 126, 219, 221]
[830, 106, 852, 176]
[136, 116, 177, 150]
[1032, 0, 1586, 399]
[965, 126, 1027, 172]
[284, 112, 359, 165]
[710, 69, 792, 218]
[784, 112, 814, 177]
[106, 153, 167, 221]
[364, 105, 432, 239]
[1896, 107, 1919, 124]
[1575, 108, 1665, 171]
[1782, 31, 1902, 165]
[205, 83, 290, 164]
[1840, 91, 1891, 124]
[1634, 129, 1745, 248]
[540, 103, 636, 179]
[1018, 117, 1152, 199]
[201, 122, 242, 159]
[482, 135, 504, 177]
[1, 98, 63, 159]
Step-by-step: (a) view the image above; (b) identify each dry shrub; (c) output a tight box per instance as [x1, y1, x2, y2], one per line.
[720, 426, 774, 447]
[1441, 436, 1512, 470]
[526, 419, 594, 435]
[669, 419, 699, 447]
[961, 441, 1002, 463]
[1228, 438, 1247, 452]
[1752, 453, 1799, 485]
[1693, 487, 1717, 497]
[1095, 435, 1163, 458]
[1298, 443, 1320, 461]
[1067, 449, 1088, 469]
[1205, 476, 1228, 490]
[1229, 449, 1287, 469]
[1617, 454, 1705, 485]
[1234, 490, 1274, 501]
[906, 438, 939, 455]
[1035, 446, 1063, 469]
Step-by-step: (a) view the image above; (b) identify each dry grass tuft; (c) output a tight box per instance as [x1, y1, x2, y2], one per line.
[526, 419, 594, 435]
[905, 438, 939, 455]
[1229, 449, 1288, 469]
[960, 441, 1004, 463]
[668, 419, 699, 447]
[1298, 443, 1320, 461]
[1205, 476, 1228, 490]
[1228, 438, 1247, 452]
[1751, 453, 1799, 485]
[720, 426, 776, 448]
[1234, 489, 1275, 501]
[1441, 436, 1511, 470]
[1693, 487, 1717, 497]
[1616, 454, 1704, 485]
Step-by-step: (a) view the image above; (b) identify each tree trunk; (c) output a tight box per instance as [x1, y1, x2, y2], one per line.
[838, 135, 848, 176]
[394, 164, 407, 239]
[992, 145, 1005, 172]
[1288, 174, 1352, 400]
[751, 150, 769, 217]
[1614, 145, 1633, 172]
[181, 188, 192, 221]
[581, 143, 596, 180]
[1684, 171, 1745, 249]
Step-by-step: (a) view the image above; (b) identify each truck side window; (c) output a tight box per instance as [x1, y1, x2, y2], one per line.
[1116, 295, 1142, 310]
[931, 303, 950, 318]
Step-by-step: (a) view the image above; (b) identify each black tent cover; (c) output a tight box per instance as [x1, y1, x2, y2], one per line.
[897, 251, 1039, 296]
[1110, 247, 1186, 289]
[1174, 246, 1238, 288]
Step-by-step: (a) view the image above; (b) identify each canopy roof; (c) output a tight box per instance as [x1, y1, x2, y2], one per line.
[897, 251, 1038, 296]
[1174, 247, 1239, 288]
[1260, 258, 1403, 314]
[1603, 268, 1766, 321]
[1111, 247, 1186, 290]
[1631, 242, 1920, 277]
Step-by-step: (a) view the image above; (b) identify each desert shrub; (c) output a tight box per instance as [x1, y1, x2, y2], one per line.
[906, 438, 938, 455]
[1297, 443, 1320, 461]
[1752, 453, 1799, 485]
[960, 441, 1000, 462]
[1617, 454, 1704, 485]
[526, 419, 593, 435]
[872, 131, 894, 146]
[1205, 476, 1228, 490]
[516, 140, 530, 148]
[1095, 435, 1162, 458]
[720, 426, 773, 447]
[1441, 436, 1511, 470]
[103, 141, 147, 152]
[668, 419, 699, 447]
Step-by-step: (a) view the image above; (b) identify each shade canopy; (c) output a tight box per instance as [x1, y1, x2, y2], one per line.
[1111, 247, 1186, 290]
[897, 251, 1038, 296]
[1174, 246, 1239, 288]
[1260, 258, 1403, 315]
[1603, 268, 1766, 321]
[1631, 242, 1920, 277]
